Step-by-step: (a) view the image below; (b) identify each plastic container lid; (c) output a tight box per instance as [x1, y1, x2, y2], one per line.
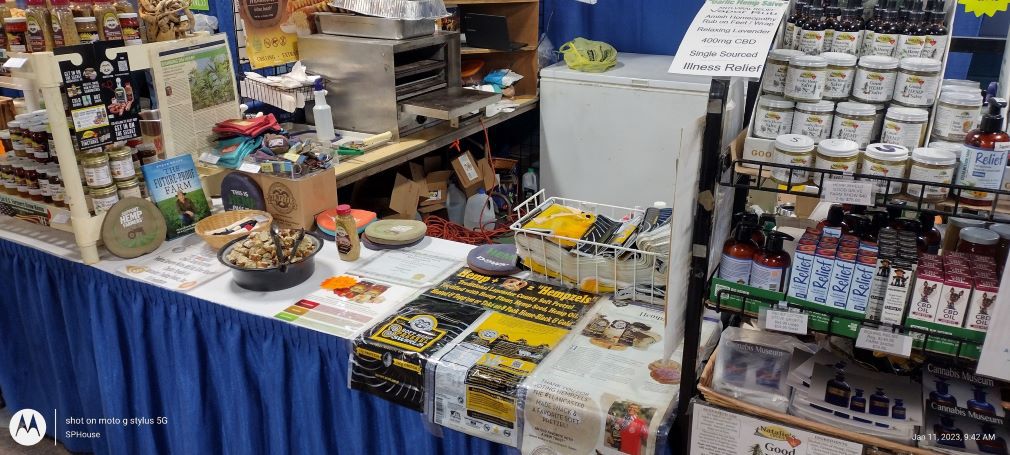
[796, 100, 835, 112]
[899, 57, 942, 72]
[989, 223, 1010, 240]
[858, 55, 899, 70]
[335, 204, 351, 216]
[959, 227, 999, 246]
[822, 52, 857, 66]
[938, 89, 983, 106]
[928, 141, 964, 154]
[758, 95, 795, 110]
[789, 55, 827, 68]
[774, 134, 815, 152]
[943, 79, 979, 89]
[769, 48, 805, 61]
[886, 106, 929, 122]
[950, 217, 987, 228]
[836, 101, 876, 116]
[864, 143, 909, 161]
[910, 147, 957, 166]
[817, 138, 859, 157]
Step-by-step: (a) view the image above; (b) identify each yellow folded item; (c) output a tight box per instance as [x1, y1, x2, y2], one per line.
[521, 203, 596, 248]
[559, 37, 618, 73]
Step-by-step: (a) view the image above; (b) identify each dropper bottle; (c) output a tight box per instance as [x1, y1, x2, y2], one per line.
[822, 0, 841, 52]
[862, 2, 884, 56]
[896, 2, 927, 58]
[922, 0, 948, 59]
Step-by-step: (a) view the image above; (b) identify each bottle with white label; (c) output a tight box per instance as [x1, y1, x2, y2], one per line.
[719, 221, 760, 285]
[958, 97, 1010, 207]
[822, 2, 841, 53]
[750, 231, 794, 292]
[798, 6, 827, 55]
[895, 9, 927, 58]
[861, 4, 882, 56]
[830, 7, 864, 56]
[783, 1, 808, 50]
[921, 1, 948, 59]
[870, 7, 901, 56]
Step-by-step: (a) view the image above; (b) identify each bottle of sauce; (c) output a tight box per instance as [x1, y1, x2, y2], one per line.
[798, 6, 827, 55]
[817, 204, 846, 237]
[958, 97, 1009, 207]
[918, 211, 942, 254]
[830, 7, 864, 56]
[822, 1, 841, 53]
[333, 204, 361, 261]
[921, 0, 948, 59]
[750, 231, 795, 292]
[24, 0, 53, 52]
[784, 1, 808, 50]
[719, 222, 759, 285]
[93, 0, 123, 41]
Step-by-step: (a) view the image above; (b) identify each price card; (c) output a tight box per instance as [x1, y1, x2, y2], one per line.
[669, 0, 790, 77]
[855, 327, 913, 358]
[239, 162, 261, 173]
[3, 57, 27, 69]
[822, 180, 875, 206]
[50, 211, 70, 225]
[199, 152, 220, 165]
[759, 307, 808, 335]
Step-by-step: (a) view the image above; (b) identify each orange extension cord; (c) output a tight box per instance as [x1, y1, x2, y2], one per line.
[424, 119, 517, 245]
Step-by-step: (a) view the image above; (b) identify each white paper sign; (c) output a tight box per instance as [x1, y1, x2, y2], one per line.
[50, 211, 70, 225]
[978, 258, 1010, 380]
[199, 152, 220, 165]
[822, 180, 875, 206]
[855, 327, 913, 358]
[239, 162, 261, 173]
[3, 57, 27, 69]
[690, 401, 864, 455]
[669, 0, 790, 78]
[760, 307, 809, 334]
[119, 240, 228, 291]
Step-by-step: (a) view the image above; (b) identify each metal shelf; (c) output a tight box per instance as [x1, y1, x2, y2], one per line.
[723, 158, 1010, 222]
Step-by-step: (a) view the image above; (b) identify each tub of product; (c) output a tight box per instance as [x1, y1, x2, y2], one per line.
[219, 228, 324, 291]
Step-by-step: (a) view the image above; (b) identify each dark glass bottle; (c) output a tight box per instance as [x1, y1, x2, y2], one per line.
[922, 0, 948, 59]
[977, 424, 1008, 455]
[918, 211, 942, 254]
[755, 357, 783, 388]
[869, 387, 890, 416]
[959, 98, 1010, 207]
[785, 1, 809, 50]
[935, 415, 967, 448]
[930, 379, 958, 407]
[822, 1, 841, 52]
[824, 362, 852, 407]
[871, 4, 901, 56]
[798, 6, 827, 55]
[967, 386, 998, 416]
[849, 388, 867, 412]
[817, 204, 846, 237]
[892, 398, 906, 420]
[861, 3, 883, 56]
[830, 7, 864, 55]
[897, 9, 927, 58]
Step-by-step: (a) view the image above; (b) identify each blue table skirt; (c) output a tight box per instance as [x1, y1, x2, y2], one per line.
[0, 238, 512, 454]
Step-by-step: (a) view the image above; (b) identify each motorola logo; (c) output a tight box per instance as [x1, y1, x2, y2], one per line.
[9, 409, 46, 446]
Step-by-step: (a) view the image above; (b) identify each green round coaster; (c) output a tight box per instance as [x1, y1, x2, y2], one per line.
[364, 219, 427, 245]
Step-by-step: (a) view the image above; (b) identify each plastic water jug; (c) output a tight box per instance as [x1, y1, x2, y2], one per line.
[464, 188, 496, 230]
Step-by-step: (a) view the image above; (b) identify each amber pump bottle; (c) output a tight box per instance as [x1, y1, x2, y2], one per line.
[719, 219, 760, 285]
[958, 97, 1010, 207]
[750, 231, 795, 292]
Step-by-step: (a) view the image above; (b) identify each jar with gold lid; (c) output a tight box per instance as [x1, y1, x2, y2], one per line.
[90, 183, 119, 214]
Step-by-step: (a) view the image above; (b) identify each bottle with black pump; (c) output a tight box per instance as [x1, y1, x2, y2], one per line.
[959, 97, 1010, 207]
[922, 0, 948, 59]
[719, 218, 760, 285]
[750, 231, 795, 292]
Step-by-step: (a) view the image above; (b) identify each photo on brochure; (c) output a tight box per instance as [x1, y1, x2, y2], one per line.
[807, 362, 923, 427]
[602, 394, 656, 455]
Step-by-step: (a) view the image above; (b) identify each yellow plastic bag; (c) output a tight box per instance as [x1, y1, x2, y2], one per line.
[559, 37, 618, 73]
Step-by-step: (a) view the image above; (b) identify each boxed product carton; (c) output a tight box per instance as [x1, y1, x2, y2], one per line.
[907, 267, 945, 324]
[786, 243, 817, 301]
[933, 274, 973, 328]
[965, 278, 998, 332]
[807, 247, 836, 306]
[845, 254, 876, 314]
[250, 169, 337, 229]
[880, 259, 914, 325]
[828, 251, 856, 310]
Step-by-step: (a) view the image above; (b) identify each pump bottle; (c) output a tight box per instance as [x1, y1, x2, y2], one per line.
[719, 221, 760, 285]
[817, 204, 845, 237]
[749, 231, 795, 292]
[958, 97, 1009, 207]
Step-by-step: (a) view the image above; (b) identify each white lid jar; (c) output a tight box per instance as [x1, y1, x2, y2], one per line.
[905, 147, 957, 202]
[892, 57, 942, 108]
[821, 52, 857, 101]
[753, 95, 796, 139]
[831, 101, 876, 148]
[880, 106, 930, 150]
[771, 134, 815, 186]
[931, 89, 983, 142]
[791, 100, 834, 142]
[852, 56, 899, 103]
[814, 138, 860, 180]
[762, 49, 805, 96]
[862, 143, 910, 195]
[942, 79, 979, 90]
[785, 55, 827, 102]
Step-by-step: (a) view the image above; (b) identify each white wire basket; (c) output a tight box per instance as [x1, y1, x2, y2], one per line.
[510, 190, 670, 307]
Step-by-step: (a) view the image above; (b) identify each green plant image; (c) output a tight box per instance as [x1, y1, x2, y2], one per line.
[155, 188, 210, 238]
[188, 53, 235, 111]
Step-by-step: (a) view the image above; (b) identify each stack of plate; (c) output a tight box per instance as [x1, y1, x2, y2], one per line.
[362, 219, 427, 250]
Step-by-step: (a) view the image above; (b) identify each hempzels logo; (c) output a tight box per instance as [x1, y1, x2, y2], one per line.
[267, 182, 296, 215]
[9, 409, 46, 446]
[755, 425, 802, 448]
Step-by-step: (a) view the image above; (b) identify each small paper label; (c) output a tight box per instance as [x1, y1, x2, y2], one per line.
[823, 180, 874, 206]
[50, 211, 70, 224]
[199, 152, 220, 164]
[995, 141, 1010, 152]
[855, 327, 912, 358]
[761, 307, 809, 335]
[239, 162, 261, 173]
[3, 57, 27, 69]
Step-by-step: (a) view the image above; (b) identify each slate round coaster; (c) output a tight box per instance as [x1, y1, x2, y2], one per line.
[361, 233, 423, 251]
[466, 244, 519, 276]
[364, 220, 427, 245]
[221, 172, 266, 211]
[100, 198, 168, 259]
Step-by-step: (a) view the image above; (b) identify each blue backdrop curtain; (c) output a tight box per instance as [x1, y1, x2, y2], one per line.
[0, 239, 511, 454]
[540, 0, 703, 55]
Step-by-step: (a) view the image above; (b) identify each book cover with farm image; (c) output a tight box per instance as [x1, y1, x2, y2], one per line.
[142, 154, 210, 239]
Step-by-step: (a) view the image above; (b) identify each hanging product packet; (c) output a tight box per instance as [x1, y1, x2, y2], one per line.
[712, 326, 806, 413]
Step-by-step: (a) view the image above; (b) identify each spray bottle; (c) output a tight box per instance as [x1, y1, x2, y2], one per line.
[312, 78, 336, 145]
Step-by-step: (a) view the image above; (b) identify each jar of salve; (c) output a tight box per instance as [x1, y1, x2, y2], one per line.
[762, 49, 805, 96]
[880, 106, 929, 150]
[892, 57, 941, 107]
[831, 101, 876, 148]
[770, 134, 816, 186]
[753, 96, 796, 139]
[791, 100, 834, 142]
[821, 52, 857, 101]
[785, 55, 827, 102]
[904, 147, 957, 202]
[814, 138, 859, 180]
[852, 55, 899, 104]
[862, 143, 909, 195]
[931, 89, 983, 142]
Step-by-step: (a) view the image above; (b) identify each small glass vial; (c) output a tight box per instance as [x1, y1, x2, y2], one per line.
[932, 89, 983, 142]
[771, 133, 815, 186]
[821, 52, 857, 100]
[880, 106, 930, 150]
[785, 55, 827, 102]
[815, 138, 860, 180]
[753, 96, 795, 139]
[791, 100, 834, 142]
[853, 56, 899, 103]
[762, 49, 805, 96]
[862, 143, 909, 195]
[905, 147, 957, 202]
[831, 101, 877, 148]
[892, 57, 942, 107]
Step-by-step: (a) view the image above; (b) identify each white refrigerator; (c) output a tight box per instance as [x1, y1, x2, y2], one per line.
[540, 53, 742, 208]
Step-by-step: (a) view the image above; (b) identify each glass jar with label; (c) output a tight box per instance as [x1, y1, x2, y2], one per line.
[784, 55, 827, 102]
[38, 165, 52, 203]
[0, 130, 11, 154]
[24, 162, 42, 201]
[821, 52, 856, 100]
[0, 157, 13, 195]
[48, 165, 65, 207]
[815, 138, 859, 180]
[852, 56, 899, 104]
[82, 151, 113, 188]
[931, 89, 983, 142]
[29, 124, 50, 163]
[870, 103, 887, 142]
[74, 17, 98, 44]
[942, 79, 978, 91]
[107, 143, 136, 180]
[880, 106, 929, 150]
[137, 143, 158, 165]
[956, 228, 999, 259]
[862, 143, 909, 195]
[791, 100, 834, 142]
[831, 101, 876, 148]
[770, 134, 816, 186]
[905, 147, 957, 202]
[116, 176, 141, 199]
[762, 49, 805, 96]
[13, 160, 28, 196]
[90, 183, 119, 214]
[892, 57, 941, 107]
[5, 17, 27, 52]
[753, 96, 795, 139]
[8, 120, 24, 157]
